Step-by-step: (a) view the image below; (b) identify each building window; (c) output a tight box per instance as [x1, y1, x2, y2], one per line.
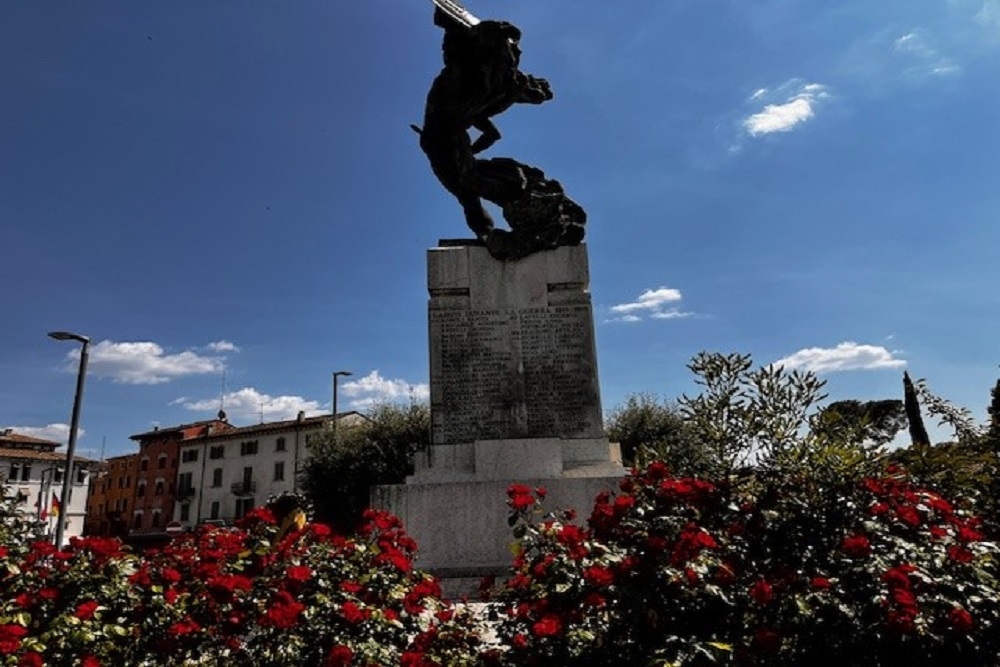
[137, 481, 146, 497]
[178, 472, 194, 495]
[20, 465, 31, 482]
[210, 501, 220, 520]
[122, 498, 128, 512]
[9, 463, 18, 480]
[212, 468, 223, 487]
[158, 455, 167, 470]
[181, 449, 199, 463]
[140, 458, 149, 472]
[240, 440, 258, 456]
[276, 437, 286, 452]
[54, 469, 64, 484]
[209, 445, 225, 460]
[179, 503, 190, 522]
[133, 512, 142, 529]
[125, 475, 130, 488]
[273, 462, 285, 481]
[77, 468, 86, 484]
[235, 497, 254, 519]
[151, 510, 161, 528]
[155, 480, 164, 496]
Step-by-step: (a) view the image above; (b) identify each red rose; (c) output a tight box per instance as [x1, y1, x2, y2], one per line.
[341, 601, 369, 625]
[895, 505, 922, 527]
[81, 657, 101, 667]
[841, 534, 871, 558]
[886, 609, 916, 634]
[531, 614, 563, 637]
[583, 566, 615, 588]
[0, 624, 28, 655]
[324, 645, 353, 667]
[512, 634, 529, 649]
[75, 600, 100, 620]
[18, 652, 44, 667]
[810, 577, 831, 590]
[38, 587, 60, 601]
[949, 607, 974, 633]
[948, 545, 974, 564]
[262, 592, 305, 629]
[286, 565, 313, 582]
[957, 524, 984, 543]
[749, 579, 774, 606]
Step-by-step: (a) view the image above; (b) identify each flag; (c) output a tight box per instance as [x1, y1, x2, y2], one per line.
[50, 493, 60, 518]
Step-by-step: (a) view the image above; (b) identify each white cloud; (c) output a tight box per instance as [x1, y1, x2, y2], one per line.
[183, 387, 325, 422]
[976, 2, 1000, 29]
[773, 342, 906, 373]
[743, 82, 829, 136]
[62, 340, 227, 385]
[3, 423, 78, 446]
[340, 371, 430, 409]
[608, 287, 692, 323]
[611, 287, 682, 314]
[893, 30, 959, 76]
[207, 340, 240, 353]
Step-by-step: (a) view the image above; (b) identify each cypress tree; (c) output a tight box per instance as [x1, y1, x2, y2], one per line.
[903, 371, 931, 447]
[987, 378, 1000, 451]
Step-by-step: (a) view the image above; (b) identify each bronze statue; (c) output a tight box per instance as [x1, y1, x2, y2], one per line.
[413, 1, 586, 260]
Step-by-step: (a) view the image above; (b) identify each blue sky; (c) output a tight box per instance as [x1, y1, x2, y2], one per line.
[2, 0, 998, 458]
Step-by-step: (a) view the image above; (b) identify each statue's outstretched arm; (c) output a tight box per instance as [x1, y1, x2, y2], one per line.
[470, 119, 501, 154]
[518, 74, 553, 105]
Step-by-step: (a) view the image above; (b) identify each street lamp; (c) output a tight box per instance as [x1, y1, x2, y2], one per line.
[48, 330, 90, 548]
[332, 370, 353, 439]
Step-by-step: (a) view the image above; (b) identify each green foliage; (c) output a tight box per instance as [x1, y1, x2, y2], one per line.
[812, 399, 906, 447]
[301, 402, 430, 532]
[605, 393, 701, 471]
[678, 352, 827, 478]
[987, 379, 1000, 450]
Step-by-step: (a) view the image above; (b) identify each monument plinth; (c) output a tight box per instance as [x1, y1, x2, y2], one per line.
[373, 242, 625, 583]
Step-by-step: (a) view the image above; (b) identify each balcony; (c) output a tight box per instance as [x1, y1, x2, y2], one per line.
[230, 481, 256, 496]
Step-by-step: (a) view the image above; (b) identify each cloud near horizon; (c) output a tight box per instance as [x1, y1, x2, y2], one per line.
[743, 82, 830, 137]
[2, 423, 78, 446]
[608, 287, 692, 323]
[182, 387, 325, 423]
[341, 371, 430, 410]
[773, 342, 906, 373]
[61, 340, 229, 385]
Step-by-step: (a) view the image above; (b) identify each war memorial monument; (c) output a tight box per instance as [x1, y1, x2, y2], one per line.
[373, 0, 625, 584]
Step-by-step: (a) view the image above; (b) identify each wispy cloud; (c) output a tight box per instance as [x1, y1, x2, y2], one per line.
[893, 30, 959, 77]
[607, 287, 692, 323]
[60, 340, 229, 385]
[206, 340, 240, 353]
[773, 342, 906, 373]
[182, 387, 325, 422]
[341, 371, 430, 410]
[742, 81, 830, 137]
[2, 423, 78, 446]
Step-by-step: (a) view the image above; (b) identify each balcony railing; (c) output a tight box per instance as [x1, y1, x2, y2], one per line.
[230, 481, 256, 496]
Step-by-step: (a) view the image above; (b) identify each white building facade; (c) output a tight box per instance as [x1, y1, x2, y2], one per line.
[172, 413, 362, 527]
[1, 429, 93, 544]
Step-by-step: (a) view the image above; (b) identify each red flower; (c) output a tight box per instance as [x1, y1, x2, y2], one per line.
[262, 591, 305, 629]
[507, 484, 536, 512]
[583, 566, 615, 588]
[168, 618, 200, 637]
[286, 565, 313, 582]
[324, 645, 354, 667]
[531, 614, 563, 637]
[886, 609, 916, 634]
[340, 580, 362, 594]
[18, 652, 44, 667]
[895, 505, 922, 528]
[341, 601, 370, 625]
[948, 545, 974, 564]
[949, 607, 974, 633]
[0, 624, 28, 655]
[512, 633, 529, 649]
[810, 577, 831, 590]
[583, 592, 607, 607]
[749, 579, 774, 606]
[81, 657, 101, 667]
[956, 523, 985, 543]
[74, 600, 100, 620]
[311, 523, 332, 538]
[869, 502, 890, 516]
[38, 587, 60, 601]
[841, 534, 871, 558]
[534, 486, 547, 499]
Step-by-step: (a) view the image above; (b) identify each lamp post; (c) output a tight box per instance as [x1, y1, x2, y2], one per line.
[48, 330, 90, 548]
[332, 370, 353, 441]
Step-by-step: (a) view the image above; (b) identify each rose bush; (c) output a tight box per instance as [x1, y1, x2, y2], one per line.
[492, 465, 1000, 666]
[0, 491, 494, 666]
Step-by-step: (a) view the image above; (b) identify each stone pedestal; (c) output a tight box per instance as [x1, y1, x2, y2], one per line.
[372, 242, 625, 584]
